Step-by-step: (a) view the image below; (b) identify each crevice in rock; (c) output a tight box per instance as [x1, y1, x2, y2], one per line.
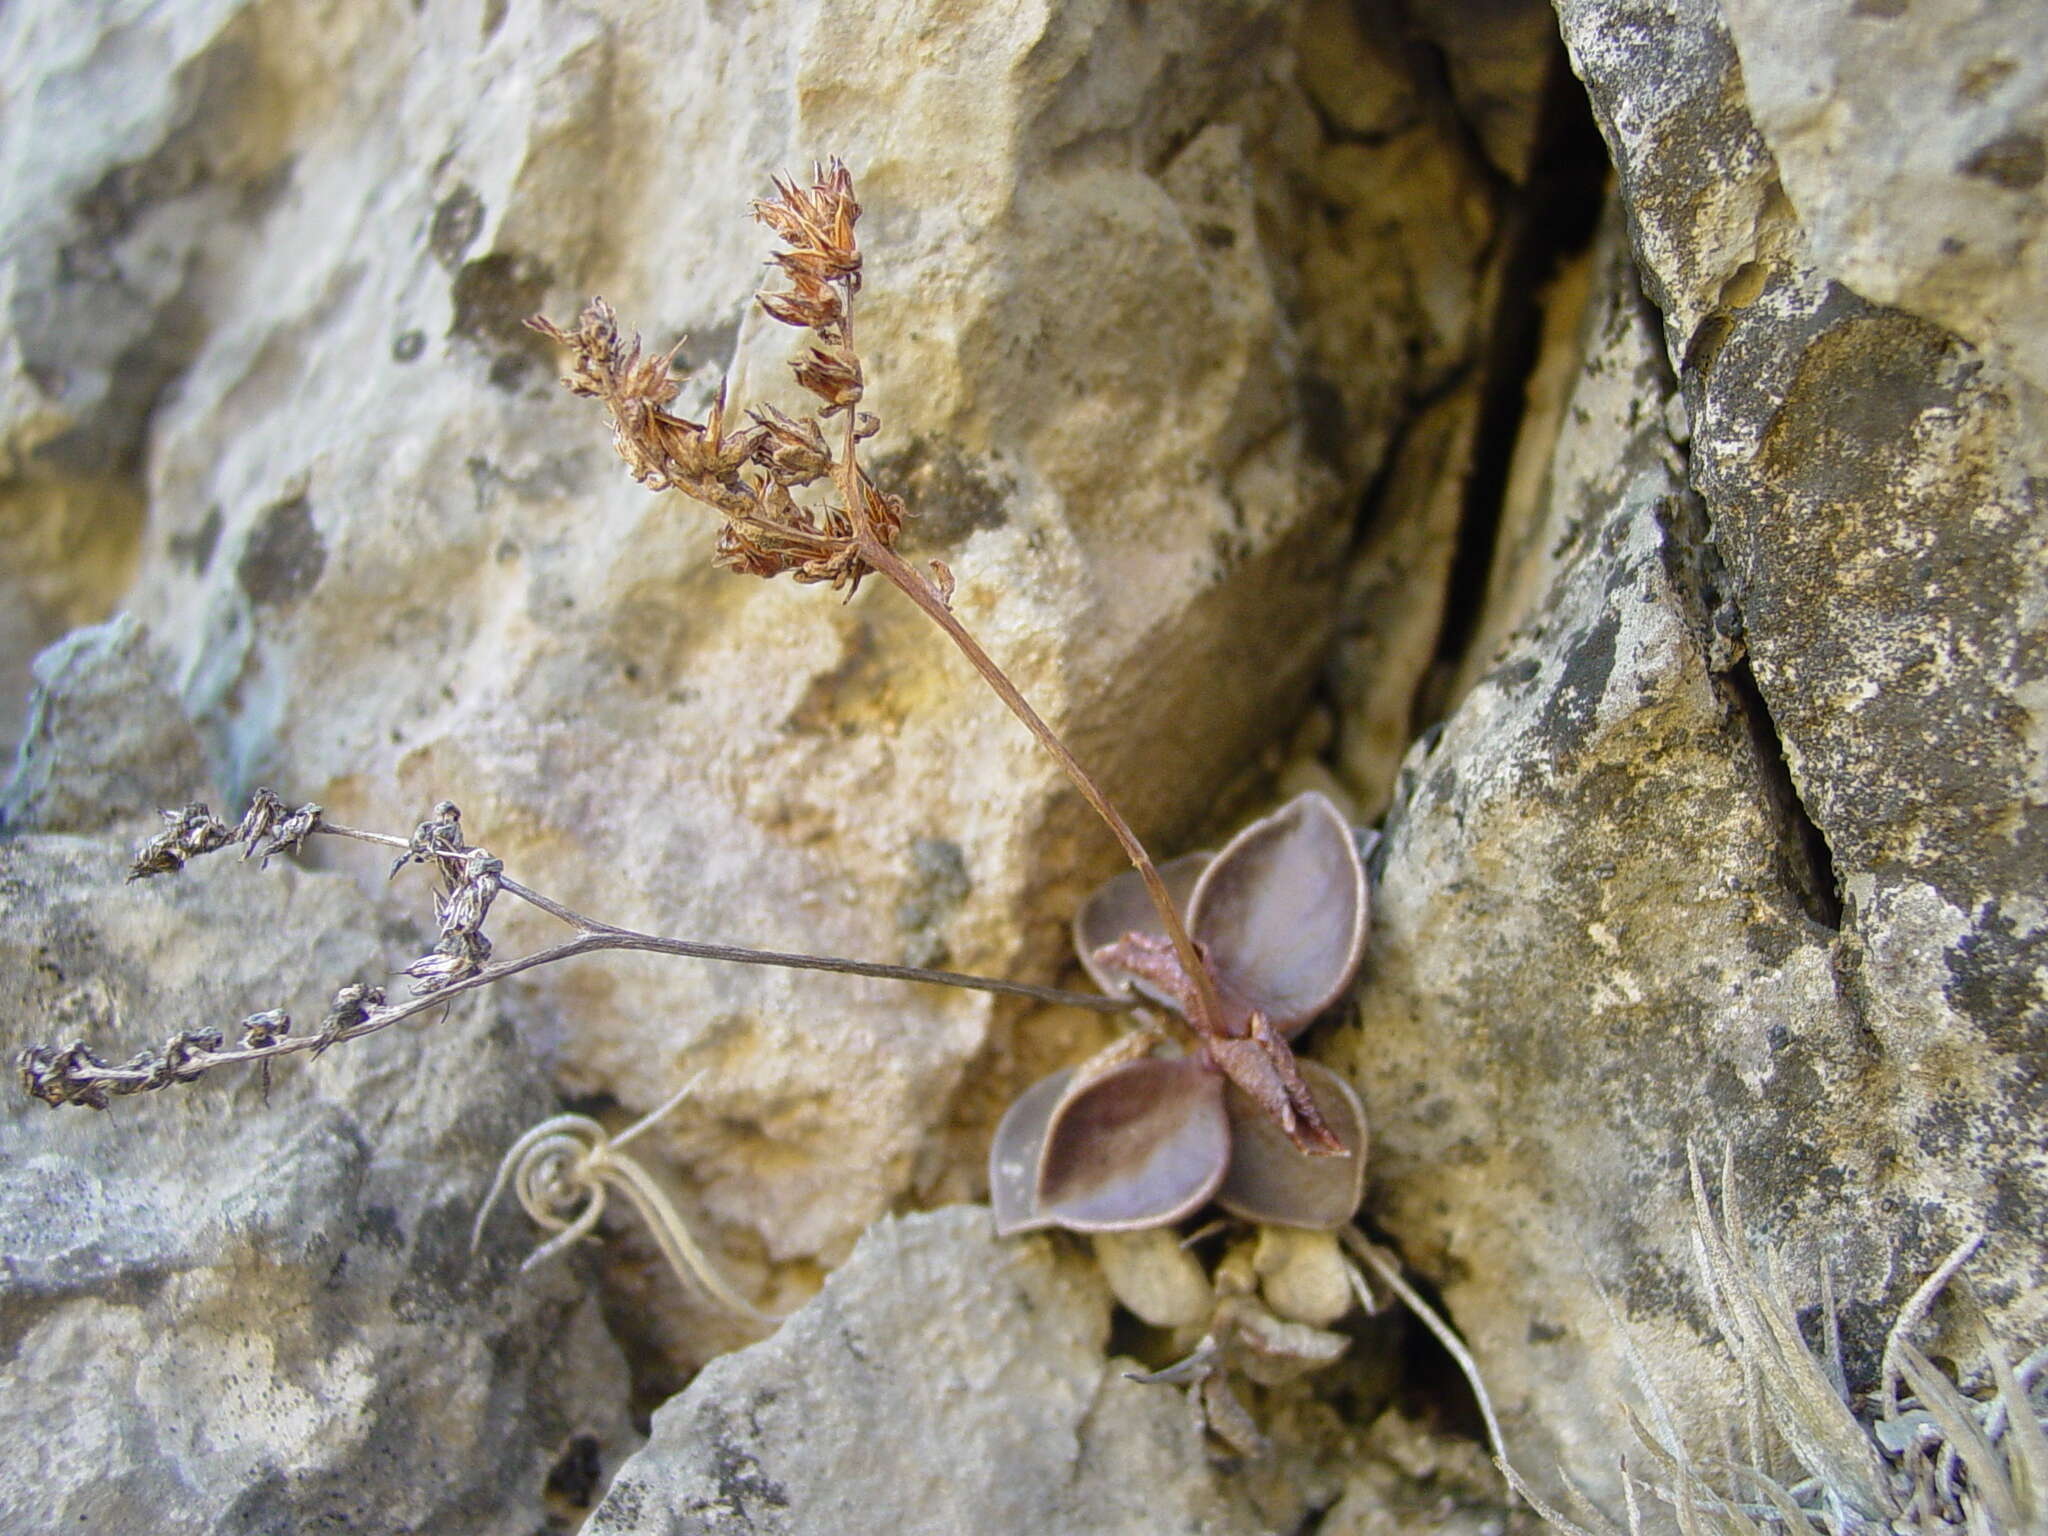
[1646, 353, 1843, 935]
[1411, 44, 1609, 735]
[1718, 655, 1843, 931]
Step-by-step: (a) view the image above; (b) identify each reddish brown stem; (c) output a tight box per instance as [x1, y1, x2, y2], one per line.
[826, 292, 1223, 1030]
[855, 532, 1227, 1033]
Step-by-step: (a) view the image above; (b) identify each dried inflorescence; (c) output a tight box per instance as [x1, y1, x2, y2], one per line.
[125, 788, 321, 881]
[19, 787, 1127, 1110]
[526, 161, 901, 595]
[532, 160, 1344, 1163]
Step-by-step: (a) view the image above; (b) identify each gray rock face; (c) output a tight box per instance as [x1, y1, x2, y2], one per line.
[1563, 0, 2048, 1328]
[2, 613, 209, 833]
[8, 0, 2048, 1530]
[0, 0, 1524, 1348]
[585, 1208, 1297, 1536]
[1317, 0, 2048, 1513]
[1722, 0, 2048, 396]
[1333, 207, 1796, 1498]
[0, 0, 1507, 1310]
[0, 832, 635, 1533]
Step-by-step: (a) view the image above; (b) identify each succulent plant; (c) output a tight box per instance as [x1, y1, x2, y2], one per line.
[990, 790, 1374, 1237]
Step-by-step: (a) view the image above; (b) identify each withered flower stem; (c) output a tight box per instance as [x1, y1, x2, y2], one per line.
[853, 534, 1227, 1033]
[319, 819, 1128, 1009]
[20, 804, 1135, 1109]
[821, 218, 1228, 1040]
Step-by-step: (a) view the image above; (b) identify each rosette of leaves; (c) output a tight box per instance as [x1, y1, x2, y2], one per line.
[990, 791, 1372, 1236]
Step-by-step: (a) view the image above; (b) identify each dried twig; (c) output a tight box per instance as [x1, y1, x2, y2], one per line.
[17, 791, 1133, 1109]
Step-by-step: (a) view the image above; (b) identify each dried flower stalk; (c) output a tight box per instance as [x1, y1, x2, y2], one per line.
[17, 790, 1130, 1109]
[530, 160, 1342, 1156]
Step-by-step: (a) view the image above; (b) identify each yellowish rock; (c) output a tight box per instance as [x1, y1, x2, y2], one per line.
[1253, 1226, 1353, 1329]
[1090, 1228, 1213, 1330]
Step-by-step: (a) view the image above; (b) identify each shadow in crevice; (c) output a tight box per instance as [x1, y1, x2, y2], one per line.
[1412, 42, 1611, 737]
[1718, 655, 1844, 930]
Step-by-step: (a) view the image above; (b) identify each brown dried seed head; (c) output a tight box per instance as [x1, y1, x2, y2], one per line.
[756, 283, 842, 332]
[791, 346, 863, 412]
[527, 301, 712, 488]
[751, 159, 862, 289]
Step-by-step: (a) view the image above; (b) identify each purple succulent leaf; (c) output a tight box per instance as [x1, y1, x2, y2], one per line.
[989, 1068, 1074, 1236]
[1035, 1058, 1230, 1232]
[1215, 1060, 1368, 1229]
[1187, 791, 1369, 1038]
[1073, 850, 1211, 1000]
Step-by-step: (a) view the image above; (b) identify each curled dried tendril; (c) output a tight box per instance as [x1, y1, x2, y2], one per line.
[471, 1073, 777, 1327]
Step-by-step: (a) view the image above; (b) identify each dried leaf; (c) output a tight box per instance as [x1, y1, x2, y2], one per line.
[988, 1068, 1073, 1237]
[1216, 1061, 1367, 1228]
[1035, 1058, 1230, 1231]
[1185, 790, 1368, 1037]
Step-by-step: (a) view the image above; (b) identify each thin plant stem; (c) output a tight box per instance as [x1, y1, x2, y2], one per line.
[318, 818, 1129, 1009]
[858, 537, 1226, 1032]
[1341, 1224, 1518, 1505]
[20, 810, 1138, 1108]
[829, 301, 1225, 1035]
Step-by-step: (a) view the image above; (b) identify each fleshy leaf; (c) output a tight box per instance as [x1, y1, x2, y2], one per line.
[988, 1069, 1073, 1236]
[1073, 850, 1210, 999]
[1215, 1060, 1368, 1229]
[1036, 1058, 1229, 1231]
[1187, 792, 1368, 1037]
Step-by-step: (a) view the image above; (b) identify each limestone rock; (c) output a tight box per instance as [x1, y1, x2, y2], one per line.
[0, 833, 635, 1533]
[581, 1208, 1321, 1536]
[1562, 0, 2048, 1340]
[1406, 0, 1566, 183]
[1721, 0, 2048, 396]
[0, 0, 231, 755]
[1333, 206, 1798, 1500]
[1322, 3, 2048, 1512]
[0, 0, 1511, 1343]
[1, 612, 209, 833]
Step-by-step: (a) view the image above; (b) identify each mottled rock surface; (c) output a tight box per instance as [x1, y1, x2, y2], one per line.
[1722, 0, 2048, 395]
[584, 1208, 1327, 1536]
[7, 0, 2048, 1531]
[0, 831, 635, 1533]
[0, 0, 1528, 1315]
[1318, 0, 2048, 1515]
[1, 612, 208, 834]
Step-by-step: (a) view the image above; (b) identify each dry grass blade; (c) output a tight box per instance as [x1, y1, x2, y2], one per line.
[1709, 1457, 1823, 1533]
[1892, 1338, 2023, 1533]
[1496, 1460, 1622, 1536]
[1687, 1147, 1893, 1521]
[1617, 1405, 1710, 1535]
[1987, 1335, 2048, 1525]
[1339, 1226, 1516, 1501]
[1882, 1232, 1985, 1419]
